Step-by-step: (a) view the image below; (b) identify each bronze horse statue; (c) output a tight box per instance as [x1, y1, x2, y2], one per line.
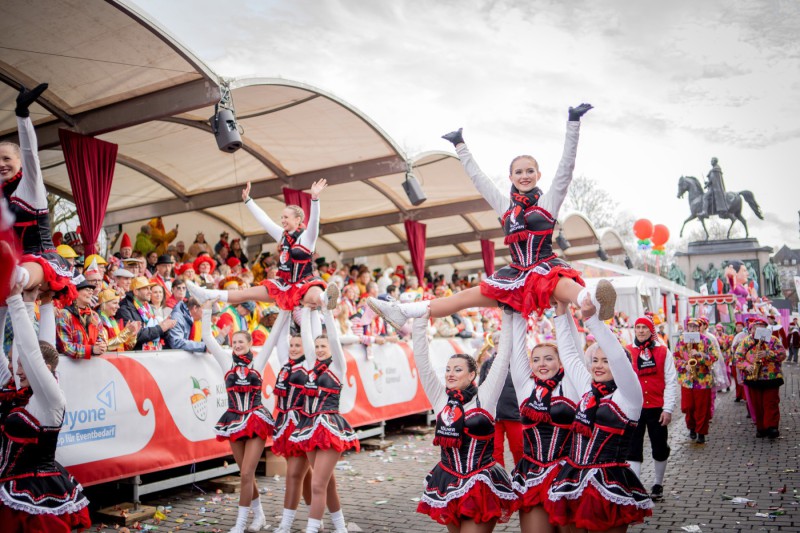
[677, 176, 763, 240]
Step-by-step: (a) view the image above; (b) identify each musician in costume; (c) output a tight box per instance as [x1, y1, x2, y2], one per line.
[412, 310, 516, 531]
[734, 316, 786, 439]
[188, 180, 339, 312]
[548, 298, 653, 531]
[673, 318, 717, 444]
[508, 302, 583, 532]
[626, 314, 679, 501]
[368, 104, 618, 331]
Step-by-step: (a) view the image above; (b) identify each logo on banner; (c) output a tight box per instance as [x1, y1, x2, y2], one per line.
[190, 376, 212, 421]
[59, 380, 118, 447]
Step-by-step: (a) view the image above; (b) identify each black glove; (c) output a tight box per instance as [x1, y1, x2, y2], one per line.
[568, 103, 593, 121]
[441, 128, 465, 146]
[15, 83, 49, 118]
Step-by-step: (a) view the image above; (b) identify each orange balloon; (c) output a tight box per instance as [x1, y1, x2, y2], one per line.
[633, 219, 654, 240]
[652, 224, 670, 246]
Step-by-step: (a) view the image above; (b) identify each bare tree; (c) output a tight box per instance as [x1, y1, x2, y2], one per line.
[683, 218, 744, 242]
[47, 193, 78, 233]
[562, 175, 619, 229]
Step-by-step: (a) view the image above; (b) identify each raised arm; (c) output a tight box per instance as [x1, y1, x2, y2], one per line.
[539, 104, 591, 218]
[201, 307, 231, 372]
[477, 311, 513, 416]
[322, 308, 347, 381]
[298, 199, 320, 251]
[252, 310, 291, 372]
[300, 307, 317, 369]
[442, 129, 507, 216]
[7, 294, 65, 424]
[272, 311, 292, 366]
[584, 314, 642, 420]
[412, 315, 447, 412]
[510, 313, 534, 403]
[554, 313, 588, 402]
[243, 181, 284, 242]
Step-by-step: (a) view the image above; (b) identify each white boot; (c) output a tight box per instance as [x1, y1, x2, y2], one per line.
[273, 507, 297, 532]
[323, 283, 340, 310]
[15, 266, 30, 288]
[186, 280, 228, 304]
[248, 498, 267, 531]
[230, 505, 250, 533]
[578, 279, 617, 321]
[367, 297, 428, 330]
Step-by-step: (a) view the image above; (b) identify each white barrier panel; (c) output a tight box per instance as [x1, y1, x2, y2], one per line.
[55, 338, 476, 486]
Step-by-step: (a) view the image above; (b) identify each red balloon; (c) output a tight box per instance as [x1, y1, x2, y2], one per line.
[652, 224, 670, 246]
[633, 219, 654, 240]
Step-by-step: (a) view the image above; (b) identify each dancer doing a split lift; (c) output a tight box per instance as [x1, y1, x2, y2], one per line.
[413, 310, 516, 532]
[188, 181, 339, 311]
[369, 104, 616, 330]
[0, 282, 90, 532]
[290, 307, 359, 533]
[271, 308, 315, 533]
[508, 301, 585, 532]
[201, 303, 289, 533]
[548, 299, 653, 532]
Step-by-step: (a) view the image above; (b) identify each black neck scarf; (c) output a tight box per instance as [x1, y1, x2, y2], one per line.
[504, 186, 543, 244]
[634, 337, 658, 375]
[520, 369, 564, 423]
[274, 355, 305, 397]
[433, 384, 478, 448]
[233, 350, 253, 367]
[304, 357, 331, 397]
[572, 380, 618, 437]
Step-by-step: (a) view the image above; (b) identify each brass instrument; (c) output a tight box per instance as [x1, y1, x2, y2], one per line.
[475, 331, 496, 366]
[746, 356, 761, 381]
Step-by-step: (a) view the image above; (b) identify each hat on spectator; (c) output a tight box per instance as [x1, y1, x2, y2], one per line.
[218, 275, 243, 290]
[747, 316, 768, 327]
[53, 231, 63, 247]
[75, 279, 95, 292]
[193, 255, 216, 273]
[130, 276, 157, 291]
[84, 258, 102, 276]
[85, 254, 108, 267]
[735, 320, 745, 326]
[226, 257, 241, 268]
[56, 244, 78, 259]
[98, 289, 121, 305]
[687, 317, 703, 327]
[261, 306, 280, 316]
[238, 301, 256, 313]
[63, 231, 81, 247]
[113, 268, 134, 278]
[156, 254, 175, 265]
[175, 263, 195, 276]
[120, 233, 132, 249]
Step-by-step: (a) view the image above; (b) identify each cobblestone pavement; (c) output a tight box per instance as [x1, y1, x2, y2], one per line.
[92, 364, 799, 532]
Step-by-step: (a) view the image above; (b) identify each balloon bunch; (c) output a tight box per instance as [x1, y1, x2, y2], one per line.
[633, 219, 670, 255]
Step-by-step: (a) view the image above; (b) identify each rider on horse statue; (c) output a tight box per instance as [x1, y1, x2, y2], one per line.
[702, 157, 729, 217]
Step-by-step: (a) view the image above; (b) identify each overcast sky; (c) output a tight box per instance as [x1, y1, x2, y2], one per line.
[135, 0, 799, 250]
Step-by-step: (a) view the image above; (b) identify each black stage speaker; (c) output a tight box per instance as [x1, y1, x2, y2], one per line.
[402, 173, 427, 206]
[210, 108, 242, 153]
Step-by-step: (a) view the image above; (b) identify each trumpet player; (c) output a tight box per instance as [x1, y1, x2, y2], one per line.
[734, 316, 786, 439]
[55, 279, 110, 359]
[673, 318, 717, 444]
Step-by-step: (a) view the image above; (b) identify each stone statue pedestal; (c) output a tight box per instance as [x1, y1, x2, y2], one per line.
[675, 238, 773, 292]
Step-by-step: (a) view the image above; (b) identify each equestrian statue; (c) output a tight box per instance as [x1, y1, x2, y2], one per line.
[677, 157, 763, 240]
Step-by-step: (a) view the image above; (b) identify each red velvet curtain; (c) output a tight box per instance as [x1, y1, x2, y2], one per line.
[58, 129, 118, 256]
[480, 239, 495, 276]
[283, 187, 312, 225]
[404, 220, 427, 288]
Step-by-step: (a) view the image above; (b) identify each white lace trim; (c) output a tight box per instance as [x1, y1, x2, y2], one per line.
[214, 410, 274, 437]
[273, 412, 299, 439]
[288, 415, 358, 444]
[0, 484, 89, 515]
[512, 462, 557, 493]
[484, 270, 532, 291]
[548, 468, 654, 510]
[421, 470, 516, 508]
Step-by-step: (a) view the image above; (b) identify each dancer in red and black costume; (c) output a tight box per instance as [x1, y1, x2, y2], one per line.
[188, 180, 339, 312]
[548, 299, 653, 532]
[291, 307, 358, 533]
[201, 303, 290, 533]
[508, 302, 585, 532]
[369, 104, 617, 330]
[2, 84, 74, 300]
[413, 310, 516, 532]
[271, 308, 315, 533]
[0, 282, 90, 533]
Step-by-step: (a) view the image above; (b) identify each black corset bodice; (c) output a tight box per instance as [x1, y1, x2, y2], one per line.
[521, 396, 577, 463]
[0, 408, 61, 481]
[277, 230, 313, 283]
[502, 204, 559, 269]
[570, 399, 636, 466]
[439, 408, 496, 476]
[224, 367, 264, 413]
[10, 199, 55, 255]
[276, 363, 308, 413]
[303, 361, 342, 416]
